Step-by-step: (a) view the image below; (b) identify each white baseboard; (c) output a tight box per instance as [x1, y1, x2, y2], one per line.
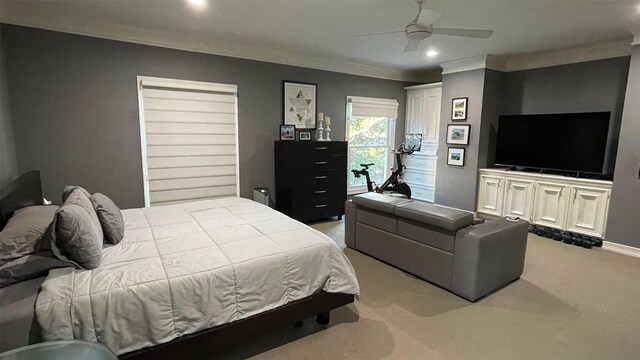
[602, 241, 640, 259]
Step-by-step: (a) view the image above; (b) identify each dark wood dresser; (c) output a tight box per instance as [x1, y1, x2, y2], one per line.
[275, 141, 347, 223]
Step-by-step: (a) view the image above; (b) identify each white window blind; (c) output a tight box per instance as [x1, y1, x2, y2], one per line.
[346, 96, 398, 195]
[138, 76, 239, 207]
[348, 96, 399, 119]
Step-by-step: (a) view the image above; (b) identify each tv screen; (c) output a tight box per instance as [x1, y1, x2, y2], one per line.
[494, 112, 610, 174]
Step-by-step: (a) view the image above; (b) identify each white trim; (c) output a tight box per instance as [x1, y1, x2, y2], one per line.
[440, 55, 489, 75]
[495, 40, 632, 72]
[0, 17, 431, 82]
[439, 41, 632, 75]
[632, 29, 640, 46]
[139, 76, 237, 94]
[404, 82, 443, 91]
[602, 241, 640, 259]
[136, 77, 151, 208]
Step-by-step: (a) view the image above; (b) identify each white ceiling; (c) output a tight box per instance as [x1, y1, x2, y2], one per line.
[1, 0, 639, 81]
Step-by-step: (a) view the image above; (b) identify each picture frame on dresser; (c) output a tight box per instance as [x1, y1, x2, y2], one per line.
[283, 81, 317, 129]
[280, 125, 296, 141]
[451, 97, 468, 120]
[446, 124, 470, 145]
[447, 147, 465, 166]
[298, 131, 311, 141]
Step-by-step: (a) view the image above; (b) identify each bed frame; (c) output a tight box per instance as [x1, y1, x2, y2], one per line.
[0, 171, 355, 358]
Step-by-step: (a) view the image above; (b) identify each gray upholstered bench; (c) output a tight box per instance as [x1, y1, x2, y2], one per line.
[345, 193, 528, 301]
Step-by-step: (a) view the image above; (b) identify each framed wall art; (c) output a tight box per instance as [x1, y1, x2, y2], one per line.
[451, 97, 468, 121]
[283, 81, 317, 129]
[446, 124, 471, 145]
[280, 125, 296, 141]
[447, 147, 466, 166]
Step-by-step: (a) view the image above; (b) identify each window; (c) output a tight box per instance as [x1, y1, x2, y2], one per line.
[138, 76, 239, 207]
[346, 96, 398, 194]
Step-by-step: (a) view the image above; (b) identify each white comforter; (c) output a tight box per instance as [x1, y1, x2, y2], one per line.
[35, 197, 359, 354]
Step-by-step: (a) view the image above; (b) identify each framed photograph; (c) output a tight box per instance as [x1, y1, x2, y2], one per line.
[298, 131, 311, 141]
[280, 125, 295, 141]
[446, 124, 471, 145]
[452, 97, 468, 120]
[283, 81, 317, 129]
[447, 147, 466, 167]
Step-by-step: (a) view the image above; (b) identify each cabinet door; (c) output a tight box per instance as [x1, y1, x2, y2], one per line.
[503, 178, 535, 221]
[405, 88, 441, 145]
[566, 186, 609, 237]
[477, 175, 505, 216]
[532, 181, 570, 230]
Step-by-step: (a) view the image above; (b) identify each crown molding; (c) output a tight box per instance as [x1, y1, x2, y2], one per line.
[631, 29, 640, 46]
[439, 55, 489, 75]
[0, 16, 432, 83]
[493, 40, 633, 72]
[404, 82, 442, 90]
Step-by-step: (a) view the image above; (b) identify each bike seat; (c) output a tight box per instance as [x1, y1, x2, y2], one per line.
[360, 163, 374, 167]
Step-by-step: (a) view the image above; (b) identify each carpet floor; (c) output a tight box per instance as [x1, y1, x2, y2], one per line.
[213, 219, 640, 360]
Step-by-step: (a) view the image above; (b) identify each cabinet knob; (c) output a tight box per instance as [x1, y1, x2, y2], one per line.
[315, 176, 327, 179]
[315, 204, 328, 208]
[315, 161, 327, 165]
[315, 190, 328, 194]
[315, 147, 328, 150]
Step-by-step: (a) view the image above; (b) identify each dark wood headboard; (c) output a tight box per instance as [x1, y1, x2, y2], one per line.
[0, 171, 43, 229]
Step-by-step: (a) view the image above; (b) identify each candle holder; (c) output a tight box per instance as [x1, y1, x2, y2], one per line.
[316, 119, 325, 141]
[324, 122, 332, 141]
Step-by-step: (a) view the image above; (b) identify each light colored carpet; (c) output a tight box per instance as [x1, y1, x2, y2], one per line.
[214, 219, 640, 360]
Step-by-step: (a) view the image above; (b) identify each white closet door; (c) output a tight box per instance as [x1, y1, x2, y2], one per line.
[138, 77, 238, 207]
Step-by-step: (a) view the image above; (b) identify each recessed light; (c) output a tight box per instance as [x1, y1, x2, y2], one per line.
[187, 0, 207, 9]
[426, 50, 439, 58]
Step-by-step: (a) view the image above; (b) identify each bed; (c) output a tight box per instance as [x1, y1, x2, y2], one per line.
[0, 171, 359, 358]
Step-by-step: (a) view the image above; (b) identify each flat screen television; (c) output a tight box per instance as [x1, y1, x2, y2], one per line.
[494, 112, 610, 175]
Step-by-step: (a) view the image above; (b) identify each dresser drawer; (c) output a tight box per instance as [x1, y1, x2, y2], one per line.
[404, 182, 435, 202]
[403, 170, 436, 187]
[405, 155, 437, 172]
[292, 195, 346, 222]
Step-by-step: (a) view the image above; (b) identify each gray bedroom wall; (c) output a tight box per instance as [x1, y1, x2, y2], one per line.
[478, 69, 507, 169]
[606, 45, 640, 248]
[0, 40, 19, 190]
[1, 24, 412, 209]
[435, 69, 486, 211]
[502, 56, 630, 176]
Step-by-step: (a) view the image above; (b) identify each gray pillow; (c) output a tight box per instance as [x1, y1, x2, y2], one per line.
[0, 205, 59, 266]
[91, 193, 124, 245]
[0, 251, 70, 288]
[62, 185, 91, 203]
[49, 188, 104, 269]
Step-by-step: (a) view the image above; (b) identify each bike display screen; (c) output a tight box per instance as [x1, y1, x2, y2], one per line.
[404, 134, 422, 152]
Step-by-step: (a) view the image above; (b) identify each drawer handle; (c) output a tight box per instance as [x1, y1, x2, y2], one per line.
[315, 147, 328, 150]
[315, 190, 328, 194]
[315, 176, 327, 179]
[315, 161, 327, 165]
[315, 204, 328, 208]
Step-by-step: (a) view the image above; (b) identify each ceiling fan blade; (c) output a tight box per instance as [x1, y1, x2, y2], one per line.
[431, 27, 493, 39]
[403, 39, 420, 52]
[417, 8, 441, 26]
[351, 30, 405, 38]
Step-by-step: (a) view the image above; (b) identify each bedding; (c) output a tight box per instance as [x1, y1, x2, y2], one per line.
[0, 205, 58, 265]
[35, 197, 359, 355]
[48, 188, 104, 269]
[0, 276, 45, 352]
[90, 193, 124, 244]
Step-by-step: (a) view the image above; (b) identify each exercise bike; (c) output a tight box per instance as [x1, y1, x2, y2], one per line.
[351, 142, 418, 199]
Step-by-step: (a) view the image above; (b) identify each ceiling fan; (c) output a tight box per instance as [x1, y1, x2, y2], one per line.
[354, 0, 493, 53]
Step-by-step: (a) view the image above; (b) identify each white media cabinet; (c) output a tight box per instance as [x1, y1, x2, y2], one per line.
[476, 168, 612, 238]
